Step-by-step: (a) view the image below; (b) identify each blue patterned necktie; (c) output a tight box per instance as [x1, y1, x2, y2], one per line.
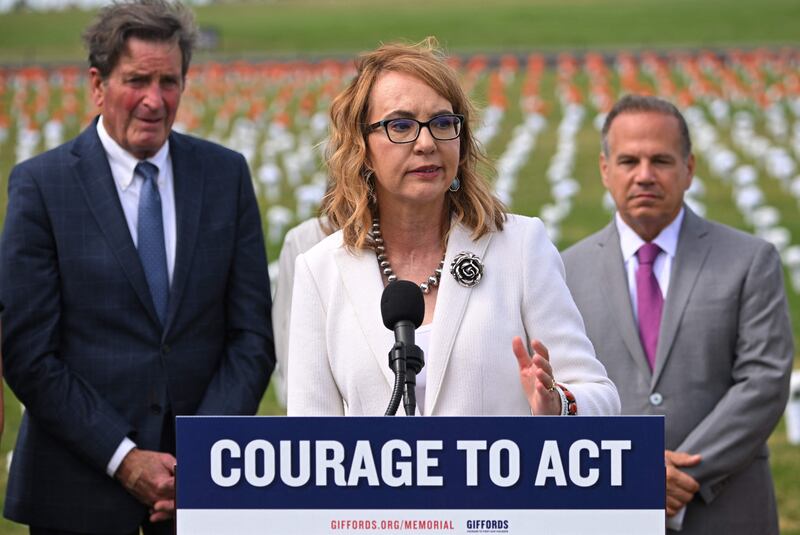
[135, 161, 169, 325]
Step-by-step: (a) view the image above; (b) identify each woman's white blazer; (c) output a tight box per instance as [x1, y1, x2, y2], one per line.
[287, 214, 620, 416]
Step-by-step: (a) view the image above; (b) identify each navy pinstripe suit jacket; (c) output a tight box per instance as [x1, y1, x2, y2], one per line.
[0, 120, 275, 533]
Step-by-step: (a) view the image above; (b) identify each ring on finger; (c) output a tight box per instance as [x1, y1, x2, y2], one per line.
[547, 378, 557, 392]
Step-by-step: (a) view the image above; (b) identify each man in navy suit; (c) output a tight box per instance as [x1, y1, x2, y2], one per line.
[0, 1, 274, 533]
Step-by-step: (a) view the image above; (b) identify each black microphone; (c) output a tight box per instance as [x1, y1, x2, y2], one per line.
[380, 281, 425, 416]
[381, 280, 424, 345]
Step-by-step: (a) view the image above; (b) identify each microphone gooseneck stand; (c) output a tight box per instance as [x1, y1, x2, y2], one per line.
[385, 341, 407, 416]
[384, 341, 425, 416]
[380, 280, 426, 416]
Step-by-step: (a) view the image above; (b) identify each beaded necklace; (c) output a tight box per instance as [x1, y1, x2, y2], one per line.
[370, 217, 445, 294]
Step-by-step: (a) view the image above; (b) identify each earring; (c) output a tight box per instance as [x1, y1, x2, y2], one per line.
[449, 176, 461, 192]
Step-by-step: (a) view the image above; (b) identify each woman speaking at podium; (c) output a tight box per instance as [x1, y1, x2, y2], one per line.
[286, 39, 619, 418]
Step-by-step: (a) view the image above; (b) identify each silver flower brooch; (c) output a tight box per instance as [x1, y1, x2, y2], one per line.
[450, 252, 484, 288]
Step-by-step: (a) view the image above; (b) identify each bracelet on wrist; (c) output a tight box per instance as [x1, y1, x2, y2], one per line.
[554, 383, 577, 415]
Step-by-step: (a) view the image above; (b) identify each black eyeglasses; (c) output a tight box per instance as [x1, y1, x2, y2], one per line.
[368, 114, 465, 144]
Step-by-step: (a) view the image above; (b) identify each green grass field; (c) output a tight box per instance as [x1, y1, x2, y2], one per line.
[1, 1, 799, 533]
[0, 0, 799, 63]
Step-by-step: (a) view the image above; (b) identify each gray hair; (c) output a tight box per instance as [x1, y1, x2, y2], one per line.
[601, 94, 692, 160]
[83, 0, 197, 79]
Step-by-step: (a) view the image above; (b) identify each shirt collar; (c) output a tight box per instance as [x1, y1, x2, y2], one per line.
[96, 116, 170, 190]
[615, 206, 684, 262]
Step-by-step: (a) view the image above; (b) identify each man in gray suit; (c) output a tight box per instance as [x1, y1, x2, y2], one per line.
[562, 94, 793, 534]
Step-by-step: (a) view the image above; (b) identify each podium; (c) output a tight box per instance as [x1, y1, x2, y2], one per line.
[176, 416, 665, 534]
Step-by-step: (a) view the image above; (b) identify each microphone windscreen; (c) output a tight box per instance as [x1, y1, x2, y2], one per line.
[380, 280, 425, 330]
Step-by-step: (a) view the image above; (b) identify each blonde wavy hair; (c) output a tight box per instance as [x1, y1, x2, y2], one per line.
[322, 37, 506, 250]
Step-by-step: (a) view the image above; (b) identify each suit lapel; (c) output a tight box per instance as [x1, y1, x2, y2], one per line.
[333, 243, 396, 388]
[163, 132, 204, 336]
[652, 208, 711, 385]
[597, 222, 654, 379]
[71, 122, 161, 326]
[425, 223, 493, 415]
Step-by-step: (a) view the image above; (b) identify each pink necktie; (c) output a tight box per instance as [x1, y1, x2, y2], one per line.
[636, 243, 663, 370]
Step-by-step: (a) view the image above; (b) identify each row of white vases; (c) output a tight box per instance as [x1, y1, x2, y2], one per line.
[685, 104, 800, 293]
[539, 104, 585, 244]
[494, 112, 547, 206]
[259, 113, 330, 246]
[4, 86, 799, 297]
[13, 120, 66, 164]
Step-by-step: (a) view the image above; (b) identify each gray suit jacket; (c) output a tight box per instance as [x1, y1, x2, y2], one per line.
[562, 207, 793, 534]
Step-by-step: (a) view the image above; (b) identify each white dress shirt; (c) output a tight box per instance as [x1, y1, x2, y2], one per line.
[97, 118, 177, 282]
[615, 207, 685, 318]
[615, 207, 687, 530]
[96, 118, 177, 477]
